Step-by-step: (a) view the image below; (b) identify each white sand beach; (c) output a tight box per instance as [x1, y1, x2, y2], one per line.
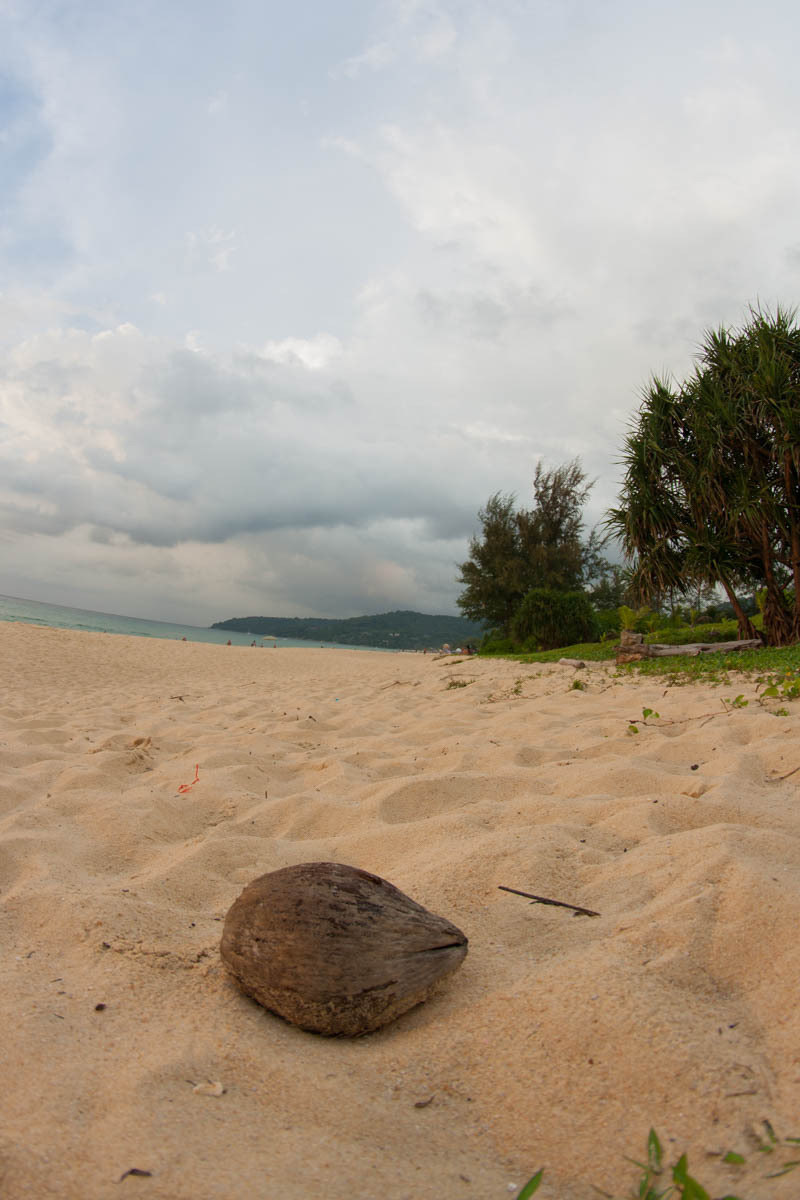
[2, 622, 800, 1199]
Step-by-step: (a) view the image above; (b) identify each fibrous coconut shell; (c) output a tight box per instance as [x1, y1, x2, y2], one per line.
[220, 861, 468, 1035]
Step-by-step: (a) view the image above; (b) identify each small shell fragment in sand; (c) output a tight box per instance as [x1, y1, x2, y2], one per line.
[192, 1081, 225, 1097]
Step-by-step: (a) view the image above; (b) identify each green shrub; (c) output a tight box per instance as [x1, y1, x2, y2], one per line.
[512, 589, 600, 651]
[618, 604, 655, 633]
[480, 630, 517, 654]
[594, 608, 621, 639]
[645, 618, 741, 645]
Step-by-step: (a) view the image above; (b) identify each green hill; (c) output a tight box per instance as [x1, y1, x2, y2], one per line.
[211, 609, 484, 651]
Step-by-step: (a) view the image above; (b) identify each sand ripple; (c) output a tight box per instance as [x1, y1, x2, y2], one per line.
[2, 624, 800, 1198]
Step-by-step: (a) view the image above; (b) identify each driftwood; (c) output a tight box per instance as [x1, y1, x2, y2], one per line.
[220, 862, 468, 1036]
[617, 630, 762, 661]
[644, 638, 762, 657]
[498, 885, 600, 918]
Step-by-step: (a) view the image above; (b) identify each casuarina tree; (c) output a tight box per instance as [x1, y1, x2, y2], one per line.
[457, 459, 598, 633]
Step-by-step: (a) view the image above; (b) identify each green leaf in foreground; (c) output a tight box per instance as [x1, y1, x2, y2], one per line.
[765, 1159, 800, 1177]
[515, 1168, 544, 1197]
[587, 1125, 800, 1199]
[671, 1154, 711, 1200]
[647, 1128, 664, 1173]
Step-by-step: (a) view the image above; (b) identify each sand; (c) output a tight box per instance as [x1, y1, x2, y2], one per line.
[2, 622, 800, 1200]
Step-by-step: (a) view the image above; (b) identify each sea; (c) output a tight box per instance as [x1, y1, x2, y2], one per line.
[0, 593, 390, 652]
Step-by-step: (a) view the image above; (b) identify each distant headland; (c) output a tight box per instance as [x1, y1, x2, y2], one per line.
[210, 610, 484, 651]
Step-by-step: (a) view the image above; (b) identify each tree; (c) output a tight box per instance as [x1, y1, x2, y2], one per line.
[583, 555, 629, 611]
[457, 459, 600, 632]
[455, 493, 524, 632]
[512, 588, 600, 650]
[606, 305, 800, 645]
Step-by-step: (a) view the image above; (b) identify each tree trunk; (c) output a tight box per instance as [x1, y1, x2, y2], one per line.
[784, 451, 800, 641]
[760, 521, 794, 645]
[763, 588, 794, 645]
[718, 572, 758, 640]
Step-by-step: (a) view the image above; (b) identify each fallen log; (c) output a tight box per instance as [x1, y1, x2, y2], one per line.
[644, 638, 763, 657]
[616, 630, 763, 661]
[617, 631, 763, 661]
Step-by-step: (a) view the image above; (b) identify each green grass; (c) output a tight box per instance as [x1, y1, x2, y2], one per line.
[619, 643, 800, 684]
[514, 1124, 800, 1199]
[477, 614, 791, 678]
[644, 616, 763, 646]
[481, 640, 618, 664]
[480, 634, 800, 684]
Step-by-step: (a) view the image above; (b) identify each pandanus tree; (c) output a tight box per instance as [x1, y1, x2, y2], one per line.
[607, 306, 800, 646]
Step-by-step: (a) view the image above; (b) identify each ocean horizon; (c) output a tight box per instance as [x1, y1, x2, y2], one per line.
[0, 593, 392, 652]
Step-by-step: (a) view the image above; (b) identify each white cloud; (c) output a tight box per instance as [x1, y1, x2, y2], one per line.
[321, 134, 363, 158]
[207, 90, 228, 115]
[334, 41, 395, 79]
[416, 19, 457, 61]
[259, 334, 343, 371]
[185, 228, 236, 273]
[462, 423, 530, 445]
[3, 0, 800, 623]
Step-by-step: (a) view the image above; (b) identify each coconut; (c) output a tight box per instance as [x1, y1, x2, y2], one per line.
[220, 861, 468, 1035]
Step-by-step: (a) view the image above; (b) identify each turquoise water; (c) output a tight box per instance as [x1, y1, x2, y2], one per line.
[0, 594, 389, 652]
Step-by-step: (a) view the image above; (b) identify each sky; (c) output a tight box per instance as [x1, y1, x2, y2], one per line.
[2, 0, 800, 625]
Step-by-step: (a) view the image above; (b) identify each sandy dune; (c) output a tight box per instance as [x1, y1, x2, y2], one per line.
[2, 622, 800, 1199]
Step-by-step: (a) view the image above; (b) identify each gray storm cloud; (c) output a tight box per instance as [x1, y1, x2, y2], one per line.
[2, 1, 800, 622]
[1, 327, 484, 548]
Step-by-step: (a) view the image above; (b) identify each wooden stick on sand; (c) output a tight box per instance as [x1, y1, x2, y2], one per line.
[498, 885, 600, 918]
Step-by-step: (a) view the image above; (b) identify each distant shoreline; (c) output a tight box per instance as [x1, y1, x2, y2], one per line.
[0, 594, 394, 652]
[212, 609, 484, 652]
